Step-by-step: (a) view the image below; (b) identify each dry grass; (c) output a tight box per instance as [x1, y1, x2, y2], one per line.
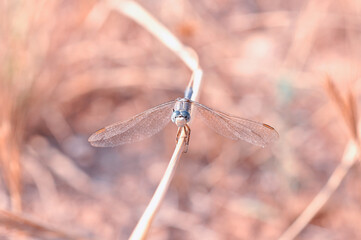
[1, 0, 361, 239]
[278, 78, 360, 240]
[0, 209, 88, 240]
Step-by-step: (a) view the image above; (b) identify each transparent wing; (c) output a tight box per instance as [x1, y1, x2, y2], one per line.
[193, 101, 279, 147]
[89, 101, 175, 147]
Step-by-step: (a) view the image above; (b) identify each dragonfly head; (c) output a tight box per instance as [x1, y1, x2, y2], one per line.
[171, 110, 190, 127]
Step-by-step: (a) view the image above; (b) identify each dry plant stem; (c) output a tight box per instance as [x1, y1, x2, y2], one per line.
[189, 69, 203, 101]
[105, 1, 203, 239]
[108, 0, 199, 71]
[280, 79, 360, 240]
[129, 135, 186, 240]
[278, 140, 359, 240]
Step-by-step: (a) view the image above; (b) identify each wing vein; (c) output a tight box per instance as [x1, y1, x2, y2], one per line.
[193, 101, 278, 147]
[89, 100, 175, 147]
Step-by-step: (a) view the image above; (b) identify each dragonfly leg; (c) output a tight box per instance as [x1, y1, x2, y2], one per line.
[175, 125, 191, 153]
[176, 127, 181, 143]
[184, 124, 191, 145]
[183, 125, 191, 153]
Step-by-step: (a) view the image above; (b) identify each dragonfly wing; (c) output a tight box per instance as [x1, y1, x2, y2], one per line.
[89, 101, 175, 147]
[193, 102, 279, 147]
[192, 102, 239, 140]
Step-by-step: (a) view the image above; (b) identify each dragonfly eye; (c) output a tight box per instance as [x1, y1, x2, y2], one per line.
[180, 111, 190, 121]
[171, 111, 181, 123]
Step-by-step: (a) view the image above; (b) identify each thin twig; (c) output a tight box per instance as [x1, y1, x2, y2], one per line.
[102, 1, 203, 239]
[129, 136, 186, 240]
[128, 69, 202, 240]
[108, 0, 199, 71]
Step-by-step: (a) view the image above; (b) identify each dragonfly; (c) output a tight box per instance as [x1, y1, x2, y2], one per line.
[89, 98, 278, 148]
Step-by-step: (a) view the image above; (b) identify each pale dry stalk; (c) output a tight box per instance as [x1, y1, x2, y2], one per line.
[97, 1, 204, 239]
[278, 78, 360, 240]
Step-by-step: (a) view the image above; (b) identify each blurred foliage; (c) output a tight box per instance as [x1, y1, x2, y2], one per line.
[0, 0, 361, 239]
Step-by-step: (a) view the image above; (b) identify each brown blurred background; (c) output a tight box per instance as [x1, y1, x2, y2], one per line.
[1, 0, 361, 239]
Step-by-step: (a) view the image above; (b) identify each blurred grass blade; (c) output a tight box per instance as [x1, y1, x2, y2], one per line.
[0, 209, 90, 240]
[325, 76, 359, 141]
